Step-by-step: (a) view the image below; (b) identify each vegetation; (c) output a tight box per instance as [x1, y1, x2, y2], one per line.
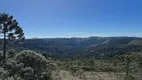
[1, 13, 142, 80]
[57, 53, 142, 80]
[0, 36, 142, 80]
[0, 50, 59, 80]
[0, 13, 24, 62]
[0, 37, 142, 59]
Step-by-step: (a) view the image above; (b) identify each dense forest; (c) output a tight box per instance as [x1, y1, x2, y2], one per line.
[2, 37, 142, 59]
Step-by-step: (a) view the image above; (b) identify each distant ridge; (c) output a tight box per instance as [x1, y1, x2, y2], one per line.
[27, 36, 142, 39]
[128, 39, 142, 45]
[2, 36, 142, 59]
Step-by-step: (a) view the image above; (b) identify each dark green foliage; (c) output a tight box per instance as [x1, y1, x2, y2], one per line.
[42, 52, 48, 58]
[0, 51, 3, 62]
[0, 13, 24, 62]
[8, 49, 16, 58]
[0, 37, 142, 59]
[15, 50, 58, 80]
[0, 13, 24, 39]
[0, 50, 59, 80]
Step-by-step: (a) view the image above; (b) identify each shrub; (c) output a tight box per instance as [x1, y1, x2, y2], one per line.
[15, 50, 59, 80]
[7, 49, 16, 58]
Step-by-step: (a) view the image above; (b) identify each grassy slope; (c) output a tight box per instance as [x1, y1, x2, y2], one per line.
[57, 71, 124, 80]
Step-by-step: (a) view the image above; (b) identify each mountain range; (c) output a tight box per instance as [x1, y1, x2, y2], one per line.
[2, 36, 142, 59]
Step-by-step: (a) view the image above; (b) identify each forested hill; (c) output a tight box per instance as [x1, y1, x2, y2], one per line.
[2, 37, 142, 59]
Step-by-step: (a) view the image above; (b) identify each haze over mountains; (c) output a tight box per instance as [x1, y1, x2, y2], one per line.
[2, 36, 142, 59]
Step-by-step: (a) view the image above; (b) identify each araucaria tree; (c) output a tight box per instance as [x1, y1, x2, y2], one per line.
[0, 13, 24, 62]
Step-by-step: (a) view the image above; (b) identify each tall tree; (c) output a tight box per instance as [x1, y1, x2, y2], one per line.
[0, 13, 24, 62]
[116, 54, 133, 80]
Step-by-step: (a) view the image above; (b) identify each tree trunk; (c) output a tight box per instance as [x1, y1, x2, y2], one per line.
[3, 30, 6, 63]
[126, 57, 130, 79]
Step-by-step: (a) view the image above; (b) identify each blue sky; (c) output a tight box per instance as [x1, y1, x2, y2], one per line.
[0, 0, 142, 38]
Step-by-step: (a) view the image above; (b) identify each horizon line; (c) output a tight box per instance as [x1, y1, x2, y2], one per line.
[25, 36, 142, 39]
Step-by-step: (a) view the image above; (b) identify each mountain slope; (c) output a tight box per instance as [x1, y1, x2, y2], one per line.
[128, 39, 142, 45]
[1, 37, 142, 59]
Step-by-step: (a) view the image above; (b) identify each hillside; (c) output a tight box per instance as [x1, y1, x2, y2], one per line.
[1, 37, 142, 59]
[128, 39, 142, 45]
[1, 37, 142, 80]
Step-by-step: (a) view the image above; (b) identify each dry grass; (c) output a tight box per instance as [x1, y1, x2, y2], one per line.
[51, 70, 125, 80]
[76, 72, 125, 80]
[51, 70, 80, 80]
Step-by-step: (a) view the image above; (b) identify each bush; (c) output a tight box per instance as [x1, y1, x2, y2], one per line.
[14, 50, 59, 80]
[7, 49, 16, 58]
[0, 50, 59, 80]
[4, 59, 24, 76]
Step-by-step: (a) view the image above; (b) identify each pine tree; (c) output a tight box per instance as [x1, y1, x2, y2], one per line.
[0, 13, 24, 62]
